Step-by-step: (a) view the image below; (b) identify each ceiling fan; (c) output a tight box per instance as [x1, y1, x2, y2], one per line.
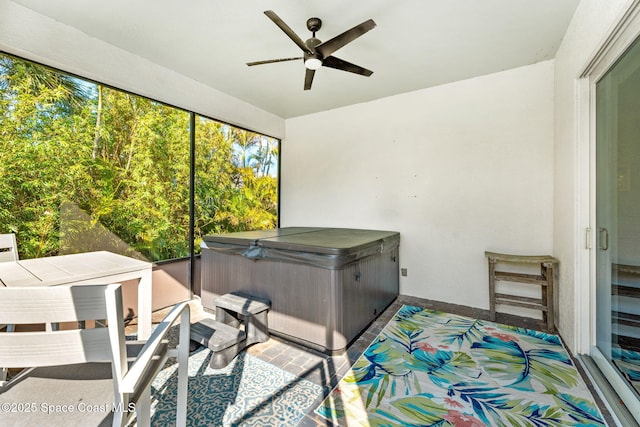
[247, 10, 376, 90]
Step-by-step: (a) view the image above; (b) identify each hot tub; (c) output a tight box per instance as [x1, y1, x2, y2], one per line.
[200, 227, 400, 353]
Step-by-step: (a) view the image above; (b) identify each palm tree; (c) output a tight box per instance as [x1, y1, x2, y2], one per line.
[249, 137, 279, 177]
[92, 85, 103, 159]
[231, 128, 261, 169]
[0, 53, 89, 113]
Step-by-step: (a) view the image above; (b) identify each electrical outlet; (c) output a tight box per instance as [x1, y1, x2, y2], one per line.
[401, 268, 407, 277]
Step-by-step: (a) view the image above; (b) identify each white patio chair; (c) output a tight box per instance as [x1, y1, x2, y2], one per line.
[0, 283, 190, 427]
[0, 233, 18, 263]
[0, 233, 18, 382]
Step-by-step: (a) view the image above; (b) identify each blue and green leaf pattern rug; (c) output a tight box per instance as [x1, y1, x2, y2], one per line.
[613, 347, 640, 394]
[316, 305, 606, 426]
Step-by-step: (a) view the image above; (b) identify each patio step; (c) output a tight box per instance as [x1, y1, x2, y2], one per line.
[190, 317, 246, 369]
[191, 293, 271, 369]
[214, 292, 271, 346]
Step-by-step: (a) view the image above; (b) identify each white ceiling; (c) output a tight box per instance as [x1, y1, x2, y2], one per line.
[13, 0, 580, 119]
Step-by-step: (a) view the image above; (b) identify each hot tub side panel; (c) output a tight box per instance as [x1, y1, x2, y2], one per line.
[337, 244, 400, 345]
[201, 247, 334, 350]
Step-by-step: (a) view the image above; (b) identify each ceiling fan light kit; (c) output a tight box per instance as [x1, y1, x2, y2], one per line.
[247, 10, 376, 90]
[304, 55, 322, 70]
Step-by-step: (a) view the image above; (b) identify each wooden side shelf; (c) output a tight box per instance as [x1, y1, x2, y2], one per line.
[485, 251, 558, 333]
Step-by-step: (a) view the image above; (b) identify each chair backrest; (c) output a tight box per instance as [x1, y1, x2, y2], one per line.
[0, 233, 18, 263]
[0, 283, 190, 427]
[0, 284, 123, 368]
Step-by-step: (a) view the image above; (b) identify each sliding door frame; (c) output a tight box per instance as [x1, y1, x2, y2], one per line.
[577, 0, 640, 420]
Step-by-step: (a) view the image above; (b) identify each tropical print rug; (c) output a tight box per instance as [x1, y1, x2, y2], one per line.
[150, 348, 323, 426]
[316, 305, 606, 426]
[613, 347, 640, 394]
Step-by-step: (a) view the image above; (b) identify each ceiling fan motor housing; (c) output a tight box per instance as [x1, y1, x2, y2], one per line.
[305, 37, 322, 52]
[303, 37, 324, 69]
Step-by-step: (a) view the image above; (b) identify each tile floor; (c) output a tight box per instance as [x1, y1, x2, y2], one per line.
[145, 294, 615, 426]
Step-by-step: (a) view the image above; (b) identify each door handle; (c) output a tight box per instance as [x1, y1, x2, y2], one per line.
[599, 228, 609, 251]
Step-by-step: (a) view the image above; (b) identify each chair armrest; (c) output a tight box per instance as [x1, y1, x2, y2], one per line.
[120, 301, 190, 393]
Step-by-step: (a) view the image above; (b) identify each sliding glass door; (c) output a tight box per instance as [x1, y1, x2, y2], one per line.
[595, 34, 640, 403]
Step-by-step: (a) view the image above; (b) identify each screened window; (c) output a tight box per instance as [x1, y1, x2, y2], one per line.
[194, 116, 278, 253]
[0, 52, 279, 262]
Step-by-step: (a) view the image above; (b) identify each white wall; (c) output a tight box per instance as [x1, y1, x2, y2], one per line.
[0, 1, 284, 138]
[8, 0, 635, 353]
[554, 0, 631, 353]
[282, 61, 555, 309]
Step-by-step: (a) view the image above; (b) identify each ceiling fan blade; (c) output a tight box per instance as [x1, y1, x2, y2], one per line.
[247, 57, 302, 66]
[323, 56, 373, 76]
[316, 19, 376, 58]
[264, 10, 312, 54]
[304, 68, 315, 90]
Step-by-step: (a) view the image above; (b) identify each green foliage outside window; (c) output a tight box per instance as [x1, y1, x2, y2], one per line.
[0, 53, 278, 261]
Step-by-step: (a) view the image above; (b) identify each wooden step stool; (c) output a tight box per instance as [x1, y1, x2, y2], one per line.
[485, 251, 558, 332]
[190, 293, 270, 368]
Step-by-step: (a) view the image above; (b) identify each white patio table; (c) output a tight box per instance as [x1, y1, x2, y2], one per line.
[0, 250, 153, 339]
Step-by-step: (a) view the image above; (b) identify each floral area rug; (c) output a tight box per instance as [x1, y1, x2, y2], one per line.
[150, 347, 323, 426]
[316, 305, 606, 426]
